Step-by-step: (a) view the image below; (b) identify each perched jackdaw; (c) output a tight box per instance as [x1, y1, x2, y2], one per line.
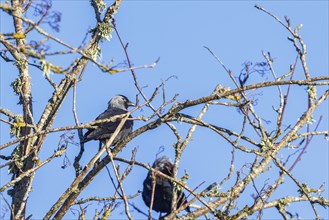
[82, 95, 134, 146]
[142, 156, 190, 215]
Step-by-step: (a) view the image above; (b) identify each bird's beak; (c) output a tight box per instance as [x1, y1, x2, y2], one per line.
[127, 100, 136, 107]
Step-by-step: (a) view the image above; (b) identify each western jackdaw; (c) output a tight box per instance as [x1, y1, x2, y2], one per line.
[82, 95, 134, 146]
[142, 156, 190, 215]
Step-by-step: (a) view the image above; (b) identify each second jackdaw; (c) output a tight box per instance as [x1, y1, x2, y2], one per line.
[142, 156, 190, 215]
[82, 95, 134, 146]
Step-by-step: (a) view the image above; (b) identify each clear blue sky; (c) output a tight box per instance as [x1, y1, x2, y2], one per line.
[1, 1, 328, 219]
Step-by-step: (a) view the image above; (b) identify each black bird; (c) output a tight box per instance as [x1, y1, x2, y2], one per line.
[142, 156, 190, 215]
[82, 95, 134, 146]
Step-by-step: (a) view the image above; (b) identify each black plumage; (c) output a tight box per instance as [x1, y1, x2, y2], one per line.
[82, 95, 134, 146]
[142, 156, 190, 215]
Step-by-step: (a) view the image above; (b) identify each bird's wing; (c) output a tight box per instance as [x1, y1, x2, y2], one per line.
[94, 108, 115, 120]
[82, 109, 113, 140]
[84, 108, 133, 141]
[96, 108, 132, 132]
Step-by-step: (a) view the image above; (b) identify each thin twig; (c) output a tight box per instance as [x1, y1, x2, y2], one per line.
[0, 146, 66, 192]
[272, 156, 320, 219]
[112, 18, 182, 143]
[106, 149, 132, 220]
[289, 116, 323, 171]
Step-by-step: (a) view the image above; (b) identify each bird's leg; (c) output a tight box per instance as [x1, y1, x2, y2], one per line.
[98, 141, 102, 152]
